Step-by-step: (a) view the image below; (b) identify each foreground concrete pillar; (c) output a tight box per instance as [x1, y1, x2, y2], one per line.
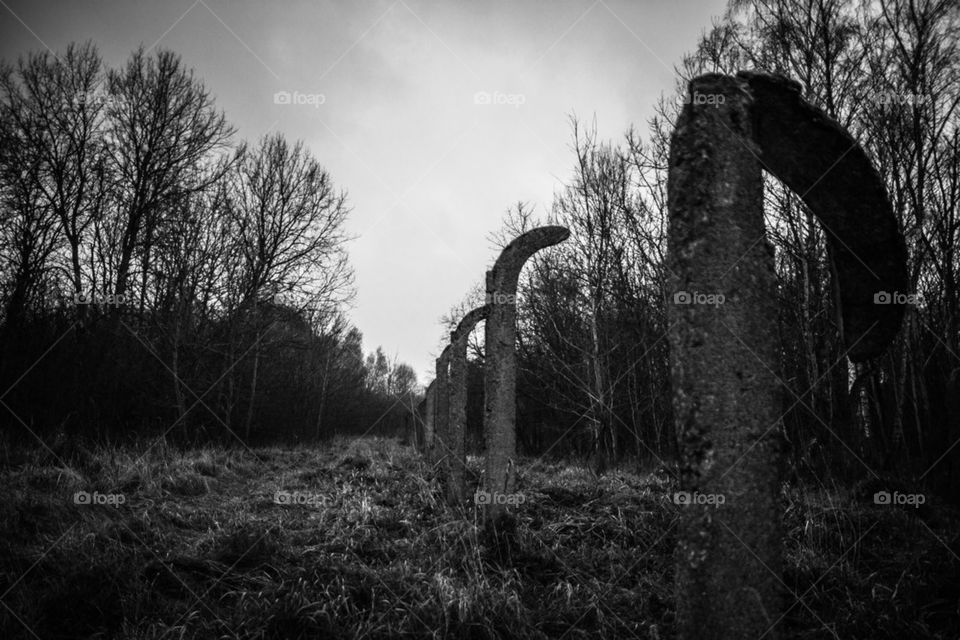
[669, 73, 781, 640]
[483, 226, 569, 532]
[668, 72, 906, 640]
[446, 305, 489, 505]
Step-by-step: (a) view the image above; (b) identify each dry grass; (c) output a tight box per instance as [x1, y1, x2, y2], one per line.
[0, 436, 956, 639]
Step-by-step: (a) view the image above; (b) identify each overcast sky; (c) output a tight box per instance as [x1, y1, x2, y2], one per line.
[1, 0, 727, 384]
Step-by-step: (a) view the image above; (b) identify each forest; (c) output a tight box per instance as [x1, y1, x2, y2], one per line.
[0, 44, 419, 448]
[1, 0, 958, 638]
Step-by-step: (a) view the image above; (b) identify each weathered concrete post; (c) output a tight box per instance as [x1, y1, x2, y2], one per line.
[667, 72, 906, 640]
[447, 305, 489, 505]
[414, 394, 427, 452]
[483, 226, 570, 532]
[433, 345, 451, 467]
[669, 73, 781, 640]
[423, 379, 436, 459]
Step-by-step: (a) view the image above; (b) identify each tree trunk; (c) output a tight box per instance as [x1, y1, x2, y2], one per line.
[314, 352, 331, 442]
[244, 326, 261, 443]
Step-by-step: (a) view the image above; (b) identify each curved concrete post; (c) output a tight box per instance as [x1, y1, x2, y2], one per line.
[433, 345, 451, 467]
[414, 392, 429, 452]
[668, 73, 906, 640]
[736, 71, 908, 361]
[483, 226, 570, 531]
[446, 305, 489, 505]
[423, 379, 436, 458]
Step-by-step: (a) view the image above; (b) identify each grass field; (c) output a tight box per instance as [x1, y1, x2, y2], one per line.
[1, 436, 957, 639]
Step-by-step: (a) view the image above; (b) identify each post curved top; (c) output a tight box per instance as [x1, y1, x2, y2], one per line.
[437, 344, 452, 370]
[417, 378, 435, 414]
[451, 304, 490, 346]
[720, 71, 907, 361]
[487, 226, 570, 295]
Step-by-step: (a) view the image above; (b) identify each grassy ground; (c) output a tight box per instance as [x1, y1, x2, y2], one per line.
[0, 436, 957, 639]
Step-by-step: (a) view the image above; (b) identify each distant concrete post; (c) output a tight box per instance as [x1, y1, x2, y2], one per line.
[484, 226, 570, 532]
[414, 395, 427, 452]
[433, 345, 451, 468]
[447, 305, 489, 505]
[423, 379, 436, 459]
[667, 72, 906, 640]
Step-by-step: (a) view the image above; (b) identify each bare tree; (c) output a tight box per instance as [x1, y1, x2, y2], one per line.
[104, 46, 234, 307]
[2, 43, 107, 300]
[222, 132, 353, 440]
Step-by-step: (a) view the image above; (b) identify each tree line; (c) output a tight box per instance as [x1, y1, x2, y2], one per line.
[0, 42, 417, 448]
